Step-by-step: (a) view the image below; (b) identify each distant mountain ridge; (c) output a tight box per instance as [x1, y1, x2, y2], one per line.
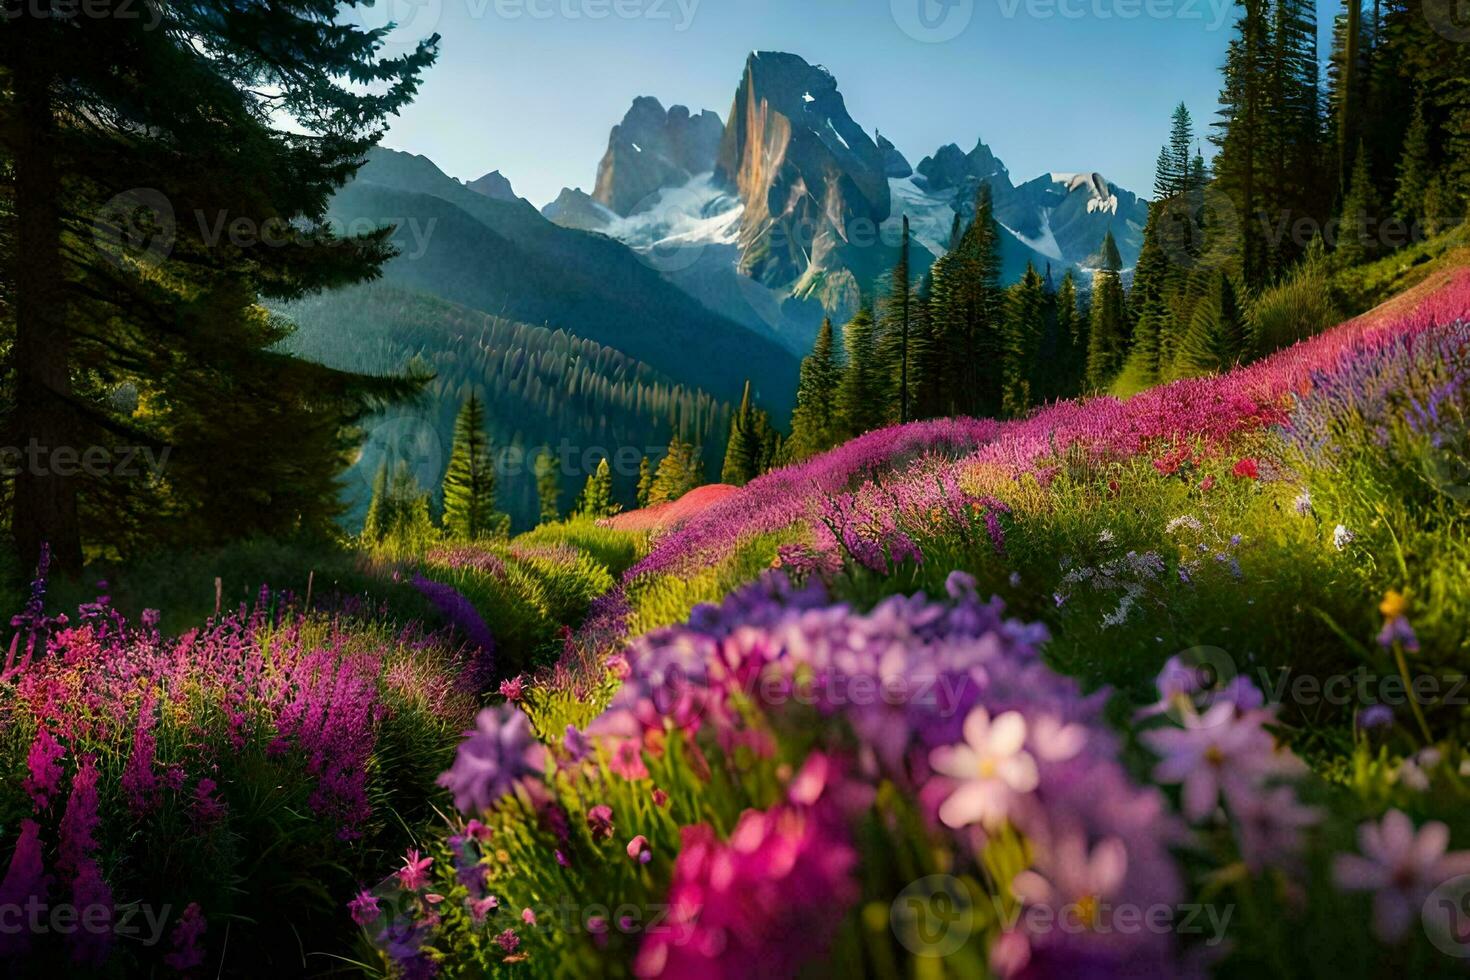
[538, 51, 1149, 353]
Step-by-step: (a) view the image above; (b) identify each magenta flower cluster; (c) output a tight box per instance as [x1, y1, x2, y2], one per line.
[0, 576, 478, 970]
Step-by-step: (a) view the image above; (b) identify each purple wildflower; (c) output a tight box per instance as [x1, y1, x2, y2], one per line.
[438, 705, 547, 815]
[164, 903, 207, 972]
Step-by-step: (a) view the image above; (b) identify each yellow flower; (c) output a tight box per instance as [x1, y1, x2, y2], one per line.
[1379, 590, 1408, 621]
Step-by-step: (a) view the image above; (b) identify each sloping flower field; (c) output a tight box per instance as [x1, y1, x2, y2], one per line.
[375, 267, 1470, 977]
[3, 267, 1470, 977]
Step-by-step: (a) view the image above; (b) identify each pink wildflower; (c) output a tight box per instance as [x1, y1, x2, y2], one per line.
[928, 708, 1039, 829]
[633, 806, 857, 978]
[586, 804, 614, 841]
[58, 755, 101, 879]
[608, 737, 650, 781]
[0, 820, 48, 956]
[349, 890, 381, 927]
[397, 849, 433, 891]
[22, 728, 65, 811]
[1142, 702, 1305, 822]
[1334, 809, 1470, 942]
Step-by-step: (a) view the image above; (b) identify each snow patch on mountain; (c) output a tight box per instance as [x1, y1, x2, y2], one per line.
[999, 211, 1063, 262]
[885, 177, 959, 258]
[602, 172, 743, 250]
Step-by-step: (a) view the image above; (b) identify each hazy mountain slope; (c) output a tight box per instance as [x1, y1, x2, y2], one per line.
[333, 149, 798, 413]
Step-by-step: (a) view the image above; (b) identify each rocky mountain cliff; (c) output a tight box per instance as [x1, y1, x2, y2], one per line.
[592, 97, 724, 216]
[713, 51, 894, 312]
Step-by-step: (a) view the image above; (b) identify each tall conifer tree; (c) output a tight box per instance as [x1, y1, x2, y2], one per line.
[535, 447, 561, 524]
[788, 318, 840, 459]
[442, 393, 501, 539]
[0, 0, 438, 572]
[1085, 233, 1129, 390]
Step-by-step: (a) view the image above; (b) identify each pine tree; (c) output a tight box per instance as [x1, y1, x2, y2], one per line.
[1213, 0, 1275, 286]
[1085, 233, 1129, 390]
[1422, 175, 1456, 238]
[721, 381, 759, 486]
[535, 447, 561, 524]
[442, 393, 502, 540]
[363, 462, 390, 542]
[635, 455, 655, 509]
[1337, 141, 1384, 266]
[1122, 199, 1180, 390]
[891, 216, 914, 422]
[922, 183, 1006, 417]
[788, 318, 841, 459]
[649, 435, 701, 505]
[0, 0, 438, 573]
[1190, 154, 1208, 198]
[1176, 272, 1247, 376]
[366, 460, 437, 546]
[835, 307, 884, 438]
[1153, 146, 1177, 202]
[960, 184, 1007, 416]
[577, 458, 616, 519]
[1393, 94, 1433, 229]
[749, 409, 781, 476]
[1002, 263, 1046, 417]
[1153, 103, 1195, 200]
[1055, 270, 1086, 396]
[1331, 0, 1365, 193]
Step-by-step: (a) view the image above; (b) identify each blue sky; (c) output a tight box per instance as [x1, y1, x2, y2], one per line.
[370, 0, 1337, 206]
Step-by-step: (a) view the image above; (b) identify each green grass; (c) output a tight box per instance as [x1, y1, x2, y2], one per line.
[31, 536, 432, 636]
[1333, 223, 1470, 314]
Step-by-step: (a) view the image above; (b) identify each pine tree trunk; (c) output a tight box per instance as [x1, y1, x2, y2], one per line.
[10, 15, 82, 575]
[899, 218, 910, 425]
[1339, 0, 1360, 194]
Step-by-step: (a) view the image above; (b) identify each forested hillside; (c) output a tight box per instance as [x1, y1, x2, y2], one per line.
[281, 284, 733, 528]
